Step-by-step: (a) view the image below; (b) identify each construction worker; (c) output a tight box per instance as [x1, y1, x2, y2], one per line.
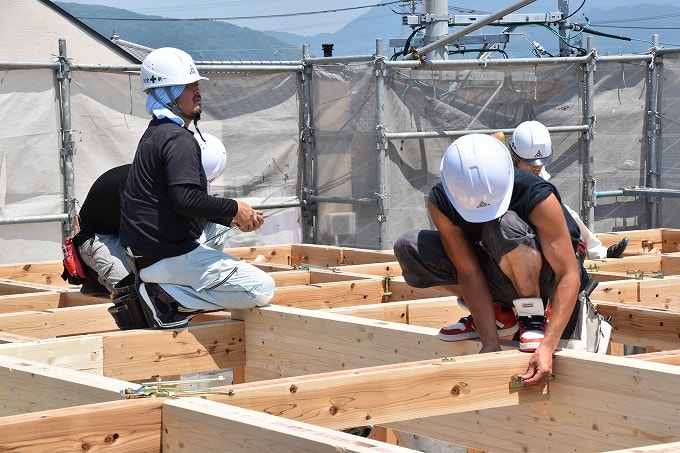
[72, 164, 132, 296]
[508, 120, 629, 259]
[74, 133, 231, 298]
[393, 133, 588, 387]
[120, 49, 275, 329]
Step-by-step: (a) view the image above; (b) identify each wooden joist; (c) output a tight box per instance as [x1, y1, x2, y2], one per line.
[0, 349, 677, 452]
[0, 233, 678, 452]
[163, 398, 416, 453]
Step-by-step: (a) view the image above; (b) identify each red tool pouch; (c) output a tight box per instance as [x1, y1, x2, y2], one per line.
[61, 236, 87, 285]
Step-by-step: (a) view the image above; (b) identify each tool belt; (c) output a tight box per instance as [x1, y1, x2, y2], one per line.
[107, 272, 148, 330]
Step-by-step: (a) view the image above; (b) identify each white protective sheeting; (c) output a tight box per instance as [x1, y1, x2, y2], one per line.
[0, 66, 301, 264]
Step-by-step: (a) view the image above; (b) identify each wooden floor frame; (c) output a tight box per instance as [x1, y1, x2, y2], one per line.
[0, 229, 679, 452]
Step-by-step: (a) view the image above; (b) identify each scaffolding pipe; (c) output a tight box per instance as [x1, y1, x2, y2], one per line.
[0, 61, 60, 70]
[389, 53, 653, 69]
[404, 0, 538, 60]
[309, 196, 376, 205]
[252, 201, 304, 210]
[300, 44, 315, 243]
[196, 60, 303, 65]
[58, 40, 76, 239]
[581, 37, 596, 230]
[648, 34, 662, 227]
[596, 188, 680, 199]
[384, 125, 589, 140]
[69, 63, 303, 72]
[0, 214, 69, 226]
[304, 55, 375, 65]
[648, 46, 680, 55]
[375, 39, 389, 250]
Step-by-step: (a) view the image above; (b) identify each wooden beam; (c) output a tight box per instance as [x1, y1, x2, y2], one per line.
[387, 349, 680, 452]
[0, 335, 104, 374]
[327, 297, 468, 329]
[0, 331, 40, 344]
[662, 255, 680, 275]
[598, 229, 662, 254]
[0, 354, 128, 417]
[623, 349, 680, 366]
[0, 398, 162, 453]
[0, 291, 65, 314]
[0, 305, 118, 337]
[202, 351, 546, 430]
[0, 261, 71, 287]
[163, 398, 416, 452]
[243, 304, 495, 381]
[334, 261, 403, 277]
[594, 301, 680, 350]
[270, 279, 449, 310]
[590, 279, 639, 303]
[606, 441, 680, 452]
[339, 247, 396, 265]
[638, 277, 680, 310]
[102, 320, 246, 381]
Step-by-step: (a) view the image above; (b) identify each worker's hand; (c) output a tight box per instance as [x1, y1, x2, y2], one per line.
[233, 201, 264, 233]
[520, 345, 554, 387]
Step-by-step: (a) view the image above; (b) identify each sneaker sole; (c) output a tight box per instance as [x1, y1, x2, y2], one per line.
[519, 340, 542, 352]
[438, 331, 480, 342]
[438, 323, 519, 342]
[497, 324, 519, 337]
[139, 283, 189, 329]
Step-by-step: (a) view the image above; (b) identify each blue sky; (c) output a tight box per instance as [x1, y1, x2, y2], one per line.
[63, 0, 676, 36]
[69, 0, 680, 36]
[66, 0, 378, 35]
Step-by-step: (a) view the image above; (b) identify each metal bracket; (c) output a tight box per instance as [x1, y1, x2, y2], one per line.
[120, 376, 234, 399]
[641, 239, 662, 251]
[626, 269, 665, 280]
[382, 274, 393, 302]
[509, 374, 555, 389]
[299, 263, 339, 272]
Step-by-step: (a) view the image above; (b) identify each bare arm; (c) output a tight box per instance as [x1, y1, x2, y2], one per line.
[428, 200, 501, 352]
[523, 194, 581, 385]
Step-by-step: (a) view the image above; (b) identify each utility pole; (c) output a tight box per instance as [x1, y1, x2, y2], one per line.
[422, 0, 449, 60]
[558, 0, 571, 56]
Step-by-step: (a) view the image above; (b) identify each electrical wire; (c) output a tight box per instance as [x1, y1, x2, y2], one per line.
[391, 25, 425, 60]
[448, 48, 509, 58]
[551, 0, 587, 23]
[76, 1, 404, 22]
[541, 24, 587, 56]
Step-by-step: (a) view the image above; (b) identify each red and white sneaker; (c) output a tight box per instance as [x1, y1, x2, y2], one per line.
[513, 297, 546, 352]
[438, 301, 518, 342]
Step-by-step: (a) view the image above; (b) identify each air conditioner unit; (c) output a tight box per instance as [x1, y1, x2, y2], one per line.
[327, 212, 356, 236]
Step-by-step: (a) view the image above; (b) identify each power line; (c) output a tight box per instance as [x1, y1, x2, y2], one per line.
[76, 1, 403, 21]
[591, 12, 680, 25]
[591, 24, 680, 30]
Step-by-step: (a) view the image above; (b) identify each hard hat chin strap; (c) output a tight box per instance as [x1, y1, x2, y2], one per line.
[149, 87, 196, 122]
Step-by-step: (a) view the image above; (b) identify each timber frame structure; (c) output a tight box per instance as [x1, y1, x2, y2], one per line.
[1, 229, 680, 452]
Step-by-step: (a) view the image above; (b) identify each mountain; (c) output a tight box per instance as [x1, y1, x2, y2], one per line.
[56, 2, 680, 61]
[265, 6, 414, 58]
[55, 2, 301, 61]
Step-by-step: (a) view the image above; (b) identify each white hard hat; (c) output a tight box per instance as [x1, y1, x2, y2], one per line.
[140, 47, 208, 93]
[508, 121, 553, 166]
[197, 133, 227, 182]
[440, 134, 514, 223]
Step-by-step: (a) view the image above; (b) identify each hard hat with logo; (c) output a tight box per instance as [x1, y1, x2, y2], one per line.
[440, 134, 514, 223]
[508, 120, 553, 166]
[197, 133, 227, 182]
[140, 47, 208, 93]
